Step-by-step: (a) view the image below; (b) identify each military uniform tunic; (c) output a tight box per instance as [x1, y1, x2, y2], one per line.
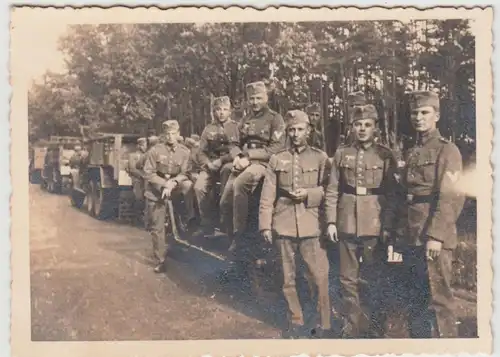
[397, 129, 465, 338]
[259, 145, 331, 330]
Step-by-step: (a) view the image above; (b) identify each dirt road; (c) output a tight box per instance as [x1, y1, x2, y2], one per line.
[29, 184, 477, 341]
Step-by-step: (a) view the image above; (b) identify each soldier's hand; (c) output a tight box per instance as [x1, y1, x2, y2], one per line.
[239, 156, 250, 170]
[426, 239, 442, 260]
[387, 245, 403, 263]
[211, 159, 222, 171]
[232, 156, 241, 170]
[261, 230, 273, 244]
[207, 162, 217, 172]
[327, 224, 338, 243]
[290, 188, 308, 202]
[162, 180, 178, 200]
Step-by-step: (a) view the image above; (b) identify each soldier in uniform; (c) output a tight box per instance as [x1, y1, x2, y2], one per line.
[219, 81, 286, 272]
[137, 135, 160, 230]
[305, 102, 325, 151]
[260, 110, 331, 338]
[325, 104, 398, 338]
[396, 91, 465, 338]
[126, 137, 148, 224]
[143, 120, 196, 273]
[344, 91, 367, 146]
[193, 96, 240, 237]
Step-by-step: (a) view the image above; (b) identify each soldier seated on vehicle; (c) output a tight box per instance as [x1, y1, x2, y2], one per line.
[219, 81, 286, 278]
[143, 120, 197, 274]
[193, 96, 240, 238]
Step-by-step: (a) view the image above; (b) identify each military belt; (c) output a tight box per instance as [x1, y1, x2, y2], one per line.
[341, 184, 384, 196]
[406, 193, 435, 204]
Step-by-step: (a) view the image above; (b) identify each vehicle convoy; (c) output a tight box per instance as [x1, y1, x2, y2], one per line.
[69, 133, 141, 221]
[41, 136, 81, 194]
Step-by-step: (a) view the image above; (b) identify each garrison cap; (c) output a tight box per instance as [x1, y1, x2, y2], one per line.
[177, 136, 185, 143]
[162, 120, 180, 132]
[213, 96, 231, 108]
[246, 81, 267, 96]
[351, 104, 378, 122]
[285, 110, 310, 127]
[190, 134, 200, 141]
[409, 90, 440, 111]
[74, 145, 82, 151]
[347, 91, 367, 106]
[137, 137, 147, 144]
[306, 102, 321, 114]
[148, 135, 159, 146]
[184, 137, 199, 148]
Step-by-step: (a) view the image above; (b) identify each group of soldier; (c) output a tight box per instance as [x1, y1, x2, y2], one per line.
[114, 80, 464, 340]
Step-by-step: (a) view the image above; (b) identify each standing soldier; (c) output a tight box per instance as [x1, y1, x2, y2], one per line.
[396, 91, 465, 338]
[137, 135, 160, 230]
[126, 137, 148, 224]
[193, 96, 240, 237]
[344, 91, 367, 146]
[305, 102, 325, 151]
[219, 81, 286, 274]
[260, 110, 331, 338]
[325, 104, 398, 338]
[143, 120, 196, 273]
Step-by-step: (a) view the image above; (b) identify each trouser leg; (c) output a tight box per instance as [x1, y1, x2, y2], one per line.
[219, 173, 235, 236]
[177, 180, 196, 223]
[300, 237, 331, 330]
[193, 171, 215, 229]
[277, 237, 304, 327]
[232, 164, 266, 235]
[338, 235, 362, 337]
[146, 199, 167, 264]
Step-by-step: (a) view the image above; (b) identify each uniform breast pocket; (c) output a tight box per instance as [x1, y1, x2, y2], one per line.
[340, 159, 356, 185]
[365, 162, 385, 186]
[260, 127, 270, 140]
[415, 151, 438, 183]
[302, 166, 319, 186]
[275, 163, 292, 187]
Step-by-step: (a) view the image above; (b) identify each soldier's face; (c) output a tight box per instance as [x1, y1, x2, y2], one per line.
[309, 112, 321, 125]
[410, 106, 439, 132]
[288, 123, 310, 147]
[214, 106, 231, 122]
[164, 130, 179, 145]
[352, 119, 376, 143]
[138, 142, 147, 152]
[248, 93, 267, 112]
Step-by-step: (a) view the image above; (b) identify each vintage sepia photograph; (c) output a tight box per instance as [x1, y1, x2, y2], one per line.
[10, 6, 493, 357]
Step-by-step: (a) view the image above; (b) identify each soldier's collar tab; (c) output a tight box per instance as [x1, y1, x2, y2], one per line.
[417, 129, 440, 146]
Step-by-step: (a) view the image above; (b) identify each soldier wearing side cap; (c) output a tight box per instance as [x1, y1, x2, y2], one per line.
[143, 120, 196, 273]
[260, 110, 331, 338]
[126, 137, 148, 224]
[219, 81, 286, 273]
[193, 96, 240, 237]
[395, 91, 465, 338]
[325, 104, 399, 338]
[344, 91, 368, 146]
[305, 103, 325, 151]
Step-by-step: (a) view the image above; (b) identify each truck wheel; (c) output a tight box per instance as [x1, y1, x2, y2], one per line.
[92, 180, 114, 220]
[86, 182, 95, 217]
[70, 186, 85, 209]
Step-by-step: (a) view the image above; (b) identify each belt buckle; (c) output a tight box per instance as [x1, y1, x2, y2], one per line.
[249, 143, 256, 149]
[406, 194, 414, 203]
[356, 186, 367, 195]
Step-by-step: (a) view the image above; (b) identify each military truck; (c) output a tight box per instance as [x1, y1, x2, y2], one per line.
[41, 136, 81, 194]
[69, 133, 141, 220]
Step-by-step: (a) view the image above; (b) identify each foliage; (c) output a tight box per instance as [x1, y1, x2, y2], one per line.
[29, 20, 475, 158]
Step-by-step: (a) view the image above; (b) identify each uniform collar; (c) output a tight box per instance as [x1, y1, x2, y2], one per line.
[417, 128, 440, 146]
[290, 144, 308, 154]
[166, 143, 177, 152]
[252, 106, 270, 118]
[353, 140, 374, 151]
